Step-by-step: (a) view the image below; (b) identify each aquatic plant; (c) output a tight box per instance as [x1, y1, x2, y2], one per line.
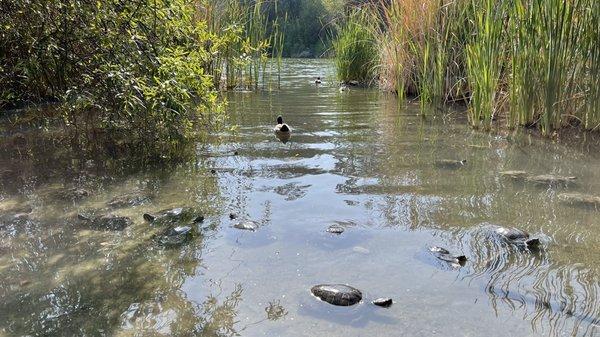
[341, 0, 600, 136]
[333, 9, 378, 84]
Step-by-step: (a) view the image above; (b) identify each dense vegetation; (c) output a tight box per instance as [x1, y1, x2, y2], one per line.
[0, 0, 289, 160]
[335, 0, 600, 136]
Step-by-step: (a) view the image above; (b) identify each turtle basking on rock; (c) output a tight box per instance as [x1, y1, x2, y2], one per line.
[429, 246, 467, 266]
[494, 226, 540, 248]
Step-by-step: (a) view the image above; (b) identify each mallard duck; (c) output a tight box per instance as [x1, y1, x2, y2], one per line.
[274, 115, 290, 134]
[315, 77, 322, 85]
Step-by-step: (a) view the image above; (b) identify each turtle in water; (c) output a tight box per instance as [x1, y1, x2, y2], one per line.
[526, 174, 576, 187]
[233, 220, 259, 231]
[499, 170, 528, 180]
[495, 227, 540, 248]
[107, 193, 151, 209]
[434, 159, 467, 169]
[429, 246, 467, 265]
[326, 224, 345, 234]
[77, 213, 132, 231]
[558, 193, 600, 208]
[311, 284, 362, 306]
[143, 207, 204, 225]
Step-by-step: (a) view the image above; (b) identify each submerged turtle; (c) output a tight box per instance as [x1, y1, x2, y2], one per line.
[499, 170, 528, 180]
[434, 159, 467, 169]
[143, 207, 204, 225]
[495, 227, 540, 248]
[326, 224, 345, 234]
[58, 187, 91, 201]
[526, 174, 576, 186]
[77, 213, 132, 231]
[311, 284, 362, 306]
[429, 246, 467, 265]
[558, 193, 600, 208]
[233, 220, 259, 231]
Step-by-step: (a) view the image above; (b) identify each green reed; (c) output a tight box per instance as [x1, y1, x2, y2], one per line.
[347, 0, 599, 136]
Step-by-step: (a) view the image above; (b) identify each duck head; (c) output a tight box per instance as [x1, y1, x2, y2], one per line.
[277, 115, 283, 124]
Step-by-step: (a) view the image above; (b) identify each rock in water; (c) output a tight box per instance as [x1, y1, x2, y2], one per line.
[495, 227, 540, 248]
[434, 159, 467, 169]
[429, 246, 467, 265]
[372, 298, 393, 308]
[499, 170, 528, 180]
[326, 224, 345, 234]
[78, 214, 132, 231]
[143, 207, 204, 225]
[156, 225, 195, 247]
[558, 193, 600, 208]
[526, 174, 576, 186]
[311, 284, 362, 306]
[233, 221, 259, 231]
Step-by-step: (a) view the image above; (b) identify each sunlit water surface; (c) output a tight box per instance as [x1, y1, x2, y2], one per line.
[1, 59, 599, 337]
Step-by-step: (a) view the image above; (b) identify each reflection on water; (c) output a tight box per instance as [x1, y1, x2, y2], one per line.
[1, 59, 600, 336]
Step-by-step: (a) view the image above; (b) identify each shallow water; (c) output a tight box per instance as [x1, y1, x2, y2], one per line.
[1, 59, 600, 337]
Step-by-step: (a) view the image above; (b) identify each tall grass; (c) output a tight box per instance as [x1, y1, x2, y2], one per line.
[201, 0, 285, 91]
[333, 10, 378, 84]
[341, 0, 600, 136]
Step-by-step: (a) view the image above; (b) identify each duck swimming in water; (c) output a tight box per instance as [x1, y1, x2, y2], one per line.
[274, 115, 290, 134]
[315, 77, 322, 85]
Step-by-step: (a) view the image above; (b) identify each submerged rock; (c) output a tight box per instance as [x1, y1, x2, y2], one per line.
[558, 193, 600, 208]
[429, 246, 467, 265]
[434, 159, 467, 169]
[526, 174, 576, 186]
[495, 227, 540, 248]
[107, 194, 151, 209]
[499, 170, 528, 179]
[58, 187, 91, 201]
[78, 214, 132, 231]
[372, 298, 393, 308]
[143, 207, 204, 225]
[326, 224, 345, 234]
[311, 284, 362, 306]
[233, 220, 259, 231]
[155, 225, 196, 247]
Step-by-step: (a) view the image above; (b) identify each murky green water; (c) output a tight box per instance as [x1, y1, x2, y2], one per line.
[1, 59, 599, 336]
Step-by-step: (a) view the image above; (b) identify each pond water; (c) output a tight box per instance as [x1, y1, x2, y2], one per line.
[1, 59, 599, 337]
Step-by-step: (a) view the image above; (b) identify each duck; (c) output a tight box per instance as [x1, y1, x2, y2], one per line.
[315, 77, 322, 85]
[274, 115, 291, 143]
[339, 84, 349, 92]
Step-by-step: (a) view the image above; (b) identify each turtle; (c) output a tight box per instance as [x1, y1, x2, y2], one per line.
[434, 159, 467, 169]
[495, 227, 540, 248]
[429, 246, 467, 265]
[77, 213, 132, 231]
[143, 207, 204, 225]
[526, 174, 576, 186]
[233, 220, 259, 231]
[558, 193, 600, 208]
[310, 284, 362, 306]
[326, 224, 345, 234]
